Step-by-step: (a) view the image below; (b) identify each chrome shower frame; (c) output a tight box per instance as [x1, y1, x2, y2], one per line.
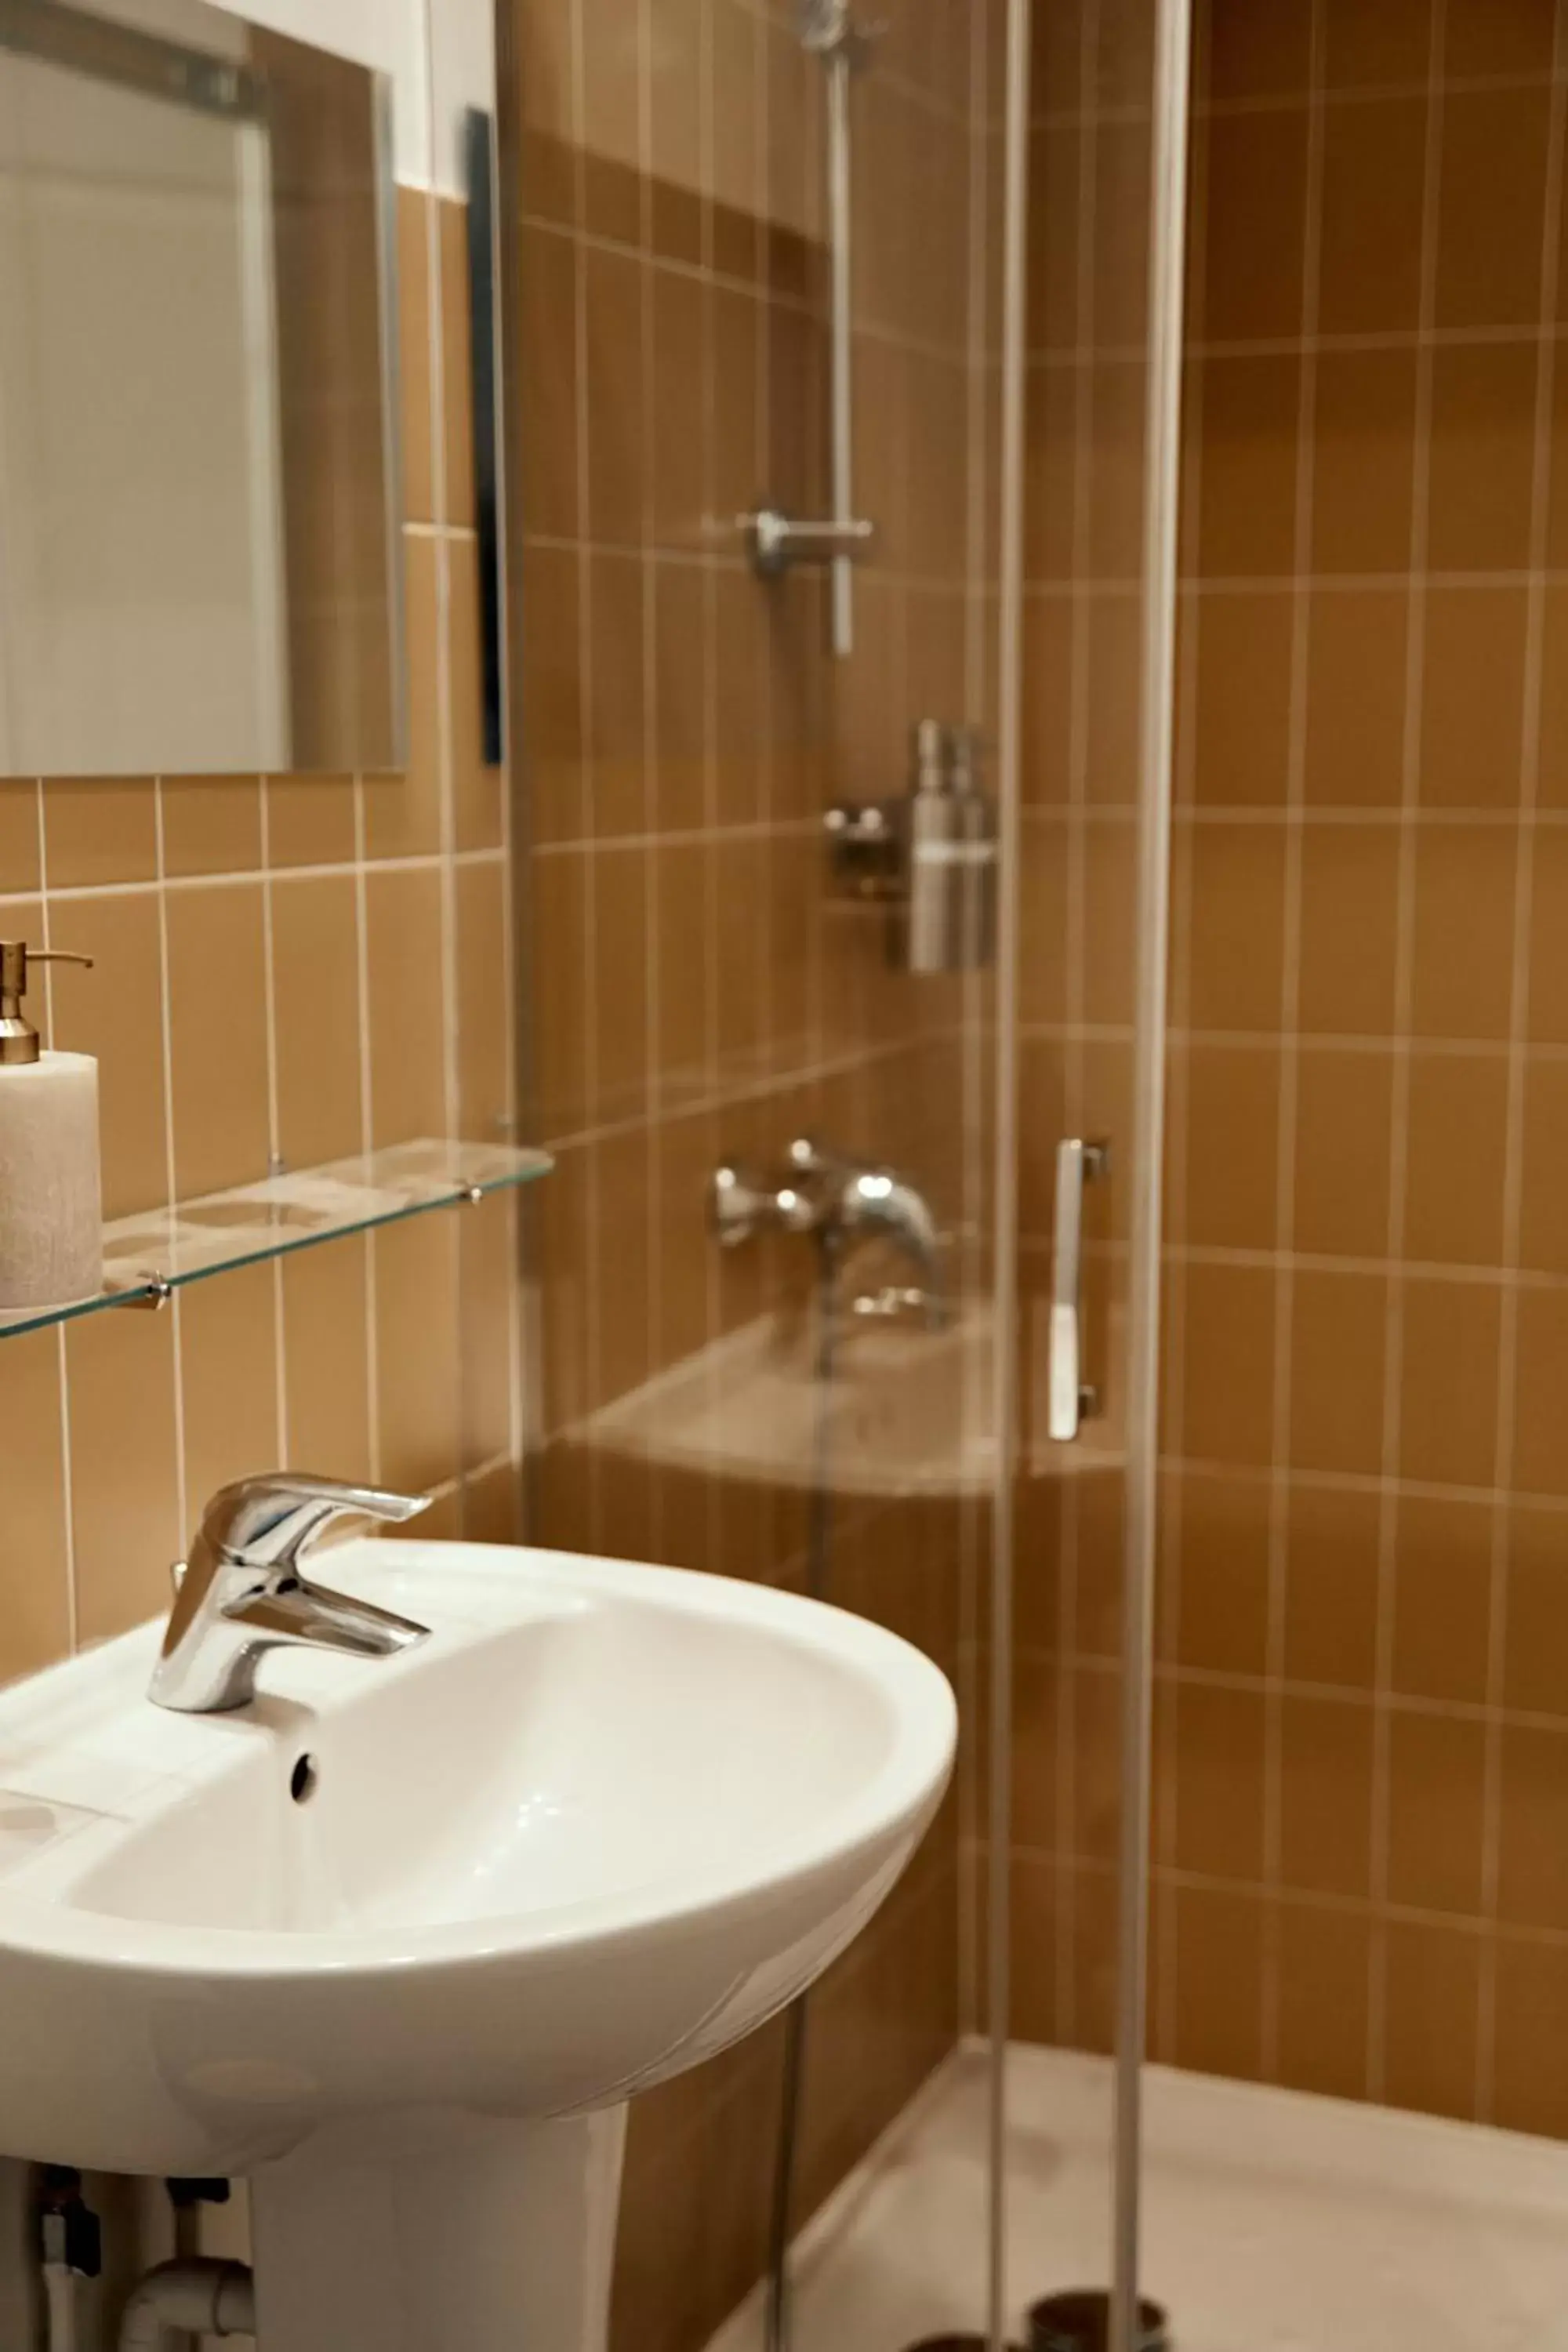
[987, 2, 1192, 2349]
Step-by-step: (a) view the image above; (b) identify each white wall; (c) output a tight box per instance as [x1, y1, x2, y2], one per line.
[0, 52, 289, 773]
[241, 0, 432, 180]
[429, 0, 497, 192]
[91, 0, 495, 191]
[85, 0, 423, 131]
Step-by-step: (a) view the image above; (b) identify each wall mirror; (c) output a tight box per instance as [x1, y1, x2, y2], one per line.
[0, 0, 405, 776]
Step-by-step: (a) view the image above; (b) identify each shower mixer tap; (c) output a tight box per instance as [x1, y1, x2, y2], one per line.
[707, 1138, 947, 1328]
[707, 1158, 820, 1247]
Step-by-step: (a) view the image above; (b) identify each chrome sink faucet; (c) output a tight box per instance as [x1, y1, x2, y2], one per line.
[148, 1473, 432, 1715]
[708, 1137, 947, 1327]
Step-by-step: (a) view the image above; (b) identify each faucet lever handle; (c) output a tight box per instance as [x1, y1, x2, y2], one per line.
[197, 1472, 431, 1577]
[785, 1134, 863, 1182]
[153, 1474, 430, 1715]
[709, 1161, 817, 1247]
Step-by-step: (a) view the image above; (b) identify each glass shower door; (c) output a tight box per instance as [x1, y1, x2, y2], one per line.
[1136, 1, 1568, 2346]
[998, 0, 1189, 2346]
[506, 1, 1018, 2347]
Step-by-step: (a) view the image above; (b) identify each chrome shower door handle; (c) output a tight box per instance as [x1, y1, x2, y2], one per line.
[1048, 1138, 1107, 1443]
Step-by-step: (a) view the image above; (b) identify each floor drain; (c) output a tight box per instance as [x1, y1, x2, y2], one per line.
[897, 2340, 1024, 2352]
[1027, 2294, 1170, 2351]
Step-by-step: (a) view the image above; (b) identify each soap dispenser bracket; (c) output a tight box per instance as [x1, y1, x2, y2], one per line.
[823, 797, 904, 898]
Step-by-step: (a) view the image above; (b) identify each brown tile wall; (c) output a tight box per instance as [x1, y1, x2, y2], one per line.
[502, 4, 997, 2347]
[1022, 0, 1568, 2139]
[0, 183, 519, 1692]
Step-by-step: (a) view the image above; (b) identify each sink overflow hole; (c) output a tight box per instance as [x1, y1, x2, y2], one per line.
[290, 1755, 319, 1805]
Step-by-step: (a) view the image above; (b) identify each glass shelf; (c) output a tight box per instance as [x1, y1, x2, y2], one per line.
[0, 1139, 554, 1340]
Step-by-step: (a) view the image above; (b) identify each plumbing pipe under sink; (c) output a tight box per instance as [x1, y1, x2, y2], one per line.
[117, 2260, 255, 2351]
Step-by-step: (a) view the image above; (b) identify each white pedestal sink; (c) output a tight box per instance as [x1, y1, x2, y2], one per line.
[0, 1541, 955, 2351]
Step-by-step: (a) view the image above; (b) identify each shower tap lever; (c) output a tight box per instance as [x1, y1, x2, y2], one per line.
[707, 1159, 818, 1247]
[708, 1139, 947, 1326]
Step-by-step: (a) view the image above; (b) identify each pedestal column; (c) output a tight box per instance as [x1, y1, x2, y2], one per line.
[249, 2107, 627, 2352]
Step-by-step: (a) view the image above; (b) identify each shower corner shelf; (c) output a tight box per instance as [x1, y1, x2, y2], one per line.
[0, 1138, 554, 1342]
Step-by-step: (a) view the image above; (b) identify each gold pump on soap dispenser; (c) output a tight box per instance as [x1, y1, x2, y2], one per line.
[0, 939, 93, 1060]
[0, 941, 103, 1309]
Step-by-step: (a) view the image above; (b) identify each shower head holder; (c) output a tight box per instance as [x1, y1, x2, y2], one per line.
[796, 0, 881, 64]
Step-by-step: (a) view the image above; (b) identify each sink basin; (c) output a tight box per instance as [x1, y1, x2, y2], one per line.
[0, 1539, 954, 2352]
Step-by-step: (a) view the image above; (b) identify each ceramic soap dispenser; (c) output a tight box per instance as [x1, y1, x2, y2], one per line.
[0, 940, 102, 1309]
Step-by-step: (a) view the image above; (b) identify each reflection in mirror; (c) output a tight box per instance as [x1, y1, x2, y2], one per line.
[0, 0, 403, 776]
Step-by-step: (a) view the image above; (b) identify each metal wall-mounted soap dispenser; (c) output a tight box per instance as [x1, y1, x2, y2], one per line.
[902, 722, 998, 973]
[822, 721, 1000, 969]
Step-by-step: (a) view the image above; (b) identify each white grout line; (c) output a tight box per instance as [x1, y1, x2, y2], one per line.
[0, 848, 504, 908]
[749, 0, 777, 1376]
[488, 32, 524, 1515]
[52, 1310, 78, 1658]
[1028, 1638, 1568, 1721]
[1367, 0, 1446, 2109]
[150, 782, 189, 1557]
[1158, 807, 1568, 829]
[350, 761, 380, 1484]
[1018, 804, 1568, 833]
[697, 0, 723, 1581]
[523, 524, 985, 602]
[528, 816, 821, 858]
[1029, 564, 1568, 595]
[1035, 321, 1568, 363]
[1034, 66, 1568, 131]
[638, 0, 663, 1562]
[1163, 1244, 1568, 1292]
[1029, 1665, 1568, 1759]
[1022, 1020, 1568, 1065]
[425, 198, 463, 1157]
[566, 0, 604, 1544]
[1056, 1236, 1568, 1298]
[1033, 1849, 1568, 1955]
[1160, 1450, 1568, 1518]
[256, 781, 289, 1466]
[1475, 0, 1568, 2125]
[1258, 0, 1327, 2086]
[35, 785, 79, 1657]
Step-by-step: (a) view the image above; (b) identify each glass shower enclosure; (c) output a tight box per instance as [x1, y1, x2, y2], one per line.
[507, 0, 1568, 2343]
[503, 0, 1189, 2348]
